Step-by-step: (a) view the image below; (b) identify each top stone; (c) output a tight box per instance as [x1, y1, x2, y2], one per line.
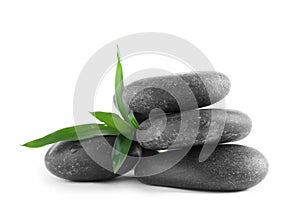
[122, 71, 230, 122]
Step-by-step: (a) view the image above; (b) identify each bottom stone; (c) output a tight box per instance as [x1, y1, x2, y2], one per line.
[135, 144, 268, 191]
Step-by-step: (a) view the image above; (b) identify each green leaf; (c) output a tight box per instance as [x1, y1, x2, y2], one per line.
[128, 111, 139, 128]
[115, 46, 140, 129]
[112, 133, 132, 174]
[21, 124, 119, 148]
[115, 46, 131, 123]
[90, 111, 135, 139]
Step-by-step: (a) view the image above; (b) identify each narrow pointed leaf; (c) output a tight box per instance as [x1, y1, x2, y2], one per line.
[21, 124, 119, 148]
[115, 46, 131, 123]
[129, 111, 139, 128]
[115, 46, 140, 129]
[112, 133, 132, 174]
[90, 111, 135, 139]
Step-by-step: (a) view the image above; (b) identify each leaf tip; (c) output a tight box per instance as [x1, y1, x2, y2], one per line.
[113, 168, 118, 174]
[21, 142, 32, 148]
[112, 160, 119, 174]
[89, 111, 96, 117]
[116, 45, 121, 62]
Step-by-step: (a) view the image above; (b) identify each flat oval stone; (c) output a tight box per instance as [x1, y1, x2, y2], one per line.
[136, 109, 252, 150]
[135, 144, 268, 191]
[122, 72, 230, 122]
[45, 136, 141, 181]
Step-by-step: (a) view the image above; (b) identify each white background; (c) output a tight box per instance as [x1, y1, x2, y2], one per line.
[1, 0, 299, 206]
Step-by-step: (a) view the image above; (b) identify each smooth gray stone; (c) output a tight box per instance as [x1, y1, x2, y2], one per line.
[121, 72, 230, 122]
[45, 136, 141, 181]
[136, 109, 252, 150]
[135, 144, 268, 191]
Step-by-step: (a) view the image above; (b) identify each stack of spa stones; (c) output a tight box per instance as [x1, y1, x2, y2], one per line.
[45, 72, 268, 191]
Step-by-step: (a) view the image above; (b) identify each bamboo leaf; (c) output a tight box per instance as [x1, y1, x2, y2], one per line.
[21, 124, 119, 148]
[129, 111, 139, 128]
[115, 46, 131, 123]
[112, 133, 132, 174]
[115, 46, 139, 129]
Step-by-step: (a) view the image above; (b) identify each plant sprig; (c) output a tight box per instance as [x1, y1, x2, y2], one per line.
[22, 46, 139, 174]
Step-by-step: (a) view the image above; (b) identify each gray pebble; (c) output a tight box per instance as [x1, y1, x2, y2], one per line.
[45, 136, 141, 181]
[121, 71, 230, 122]
[136, 109, 252, 150]
[135, 144, 268, 191]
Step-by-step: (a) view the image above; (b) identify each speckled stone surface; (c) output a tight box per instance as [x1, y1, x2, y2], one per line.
[135, 144, 268, 191]
[122, 71, 230, 122]
[45, 136, 141, 181]
[136, 109, 252, 150]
